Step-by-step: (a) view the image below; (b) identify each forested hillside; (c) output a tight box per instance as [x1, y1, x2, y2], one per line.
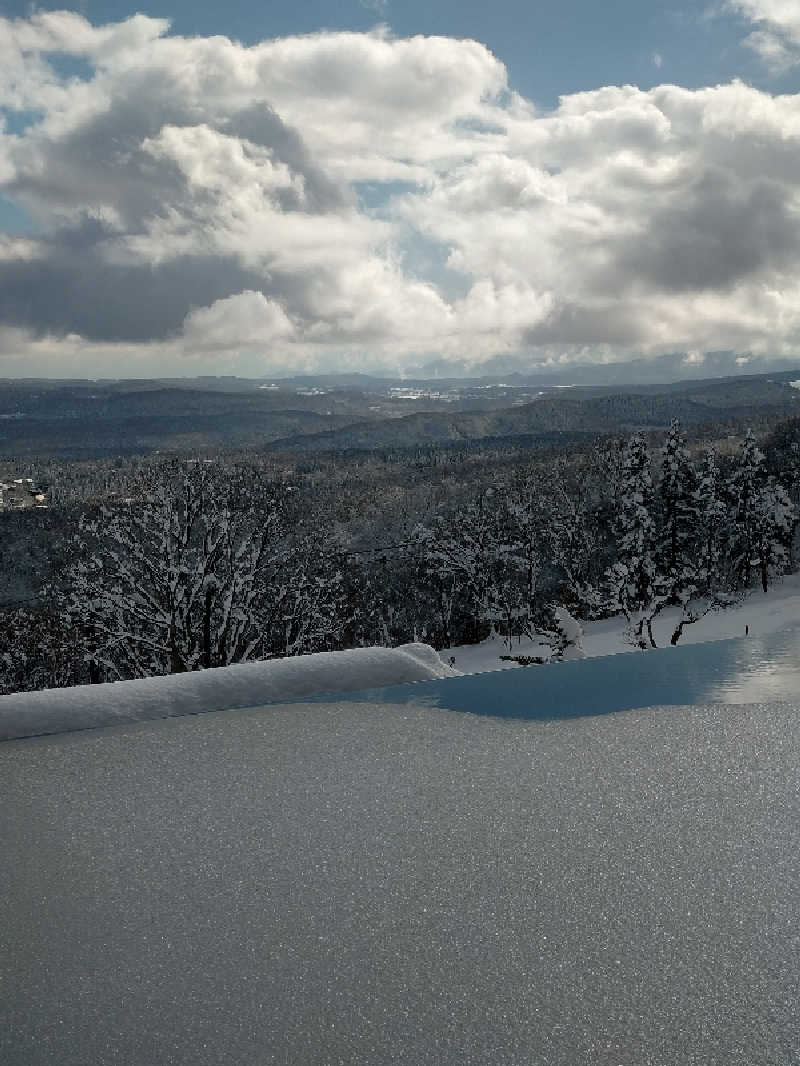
[268, 385, 800, 453]
[1, 371, 799, 458]
[2, 408, 799, 695]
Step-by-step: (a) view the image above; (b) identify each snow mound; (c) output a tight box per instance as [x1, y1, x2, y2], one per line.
[0, 643, 458, 741]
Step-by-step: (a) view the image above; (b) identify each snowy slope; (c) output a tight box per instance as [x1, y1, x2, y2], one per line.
[445, 572, 800, 675]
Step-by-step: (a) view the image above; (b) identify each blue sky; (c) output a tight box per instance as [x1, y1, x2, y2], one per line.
[1, 1, 790, 108]
[2, 0, 800, 376]
[130, 0, 747, 100]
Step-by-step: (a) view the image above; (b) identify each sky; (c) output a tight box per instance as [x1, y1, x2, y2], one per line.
[2, 1, 800, 378]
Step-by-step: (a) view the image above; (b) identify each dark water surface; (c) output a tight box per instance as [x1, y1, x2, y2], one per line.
[323, 628, 800, 719]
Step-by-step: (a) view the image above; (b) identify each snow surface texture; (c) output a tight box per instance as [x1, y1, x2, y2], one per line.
[0, 643, 457, 741]
[3, 699, 799, 1065]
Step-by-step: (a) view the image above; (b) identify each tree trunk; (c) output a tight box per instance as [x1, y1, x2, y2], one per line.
[169, 622, 186, 674]
[203, 585, 214, 669]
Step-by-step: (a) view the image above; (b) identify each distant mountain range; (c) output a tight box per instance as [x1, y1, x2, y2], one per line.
[266, 350, 800, 390]
[265, 373, 800, 454]
[1, 368, 799, 459]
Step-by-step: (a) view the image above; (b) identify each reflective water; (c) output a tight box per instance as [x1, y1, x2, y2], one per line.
[317, 628, 800, 719]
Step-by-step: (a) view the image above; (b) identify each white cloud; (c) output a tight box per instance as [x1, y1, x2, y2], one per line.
[2, 14, 800, 376]
[182, 291, 295, 350]
[726, 0, 800, 71]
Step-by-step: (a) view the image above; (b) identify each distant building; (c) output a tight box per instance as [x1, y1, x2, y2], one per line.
[0, 478, 47, 511]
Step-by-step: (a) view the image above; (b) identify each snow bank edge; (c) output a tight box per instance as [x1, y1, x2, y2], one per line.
[0, 644, 458, 742]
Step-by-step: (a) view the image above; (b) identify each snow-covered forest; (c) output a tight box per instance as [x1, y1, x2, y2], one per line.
[1, 417, 799, 694]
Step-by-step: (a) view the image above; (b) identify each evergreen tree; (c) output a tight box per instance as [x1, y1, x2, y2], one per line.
[504, 475, 549, 638]
[693, 448, 727, 596]
[725, 428, 796, 593]
[604, 433, 658, 645]
[752, 477, 794, 593]
[657, 420, 698, 593]
[762, 417, 800, 569]
[728, 429, 768, 590]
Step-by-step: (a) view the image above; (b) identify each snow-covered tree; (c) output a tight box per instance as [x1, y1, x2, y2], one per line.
[273, 535, 349, 657]
[603, 433, 659, 646]
[657, 420, 699, 591]
[0, 606, 87, 694]
[549, 605, 585, 660]
[763, 416, 800, 568]
[415, 489, 524, 645]
[764, 416, 800, 501]
[693, 448, 728, 596]
[504, 476, 550, 638]
[751, 476, 794, 593]
[724, 429, 793, 592]
[727, 429, 765, 590]
[65, 464, 307, 678]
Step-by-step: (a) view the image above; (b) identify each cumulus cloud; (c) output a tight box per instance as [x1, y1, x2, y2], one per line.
[726, 0, 800, 71]
[182, 291, 295, 350]
[2, 12, 800, 376]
